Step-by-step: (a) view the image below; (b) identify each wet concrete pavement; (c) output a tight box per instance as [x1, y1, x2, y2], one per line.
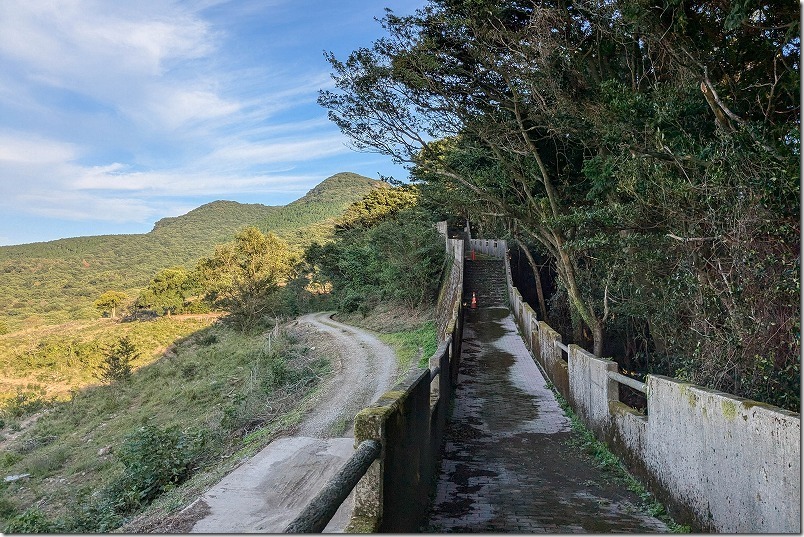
[424, 306, 670, 533]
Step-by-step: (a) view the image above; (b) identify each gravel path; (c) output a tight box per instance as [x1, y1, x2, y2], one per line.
[294, 312, 397, 438]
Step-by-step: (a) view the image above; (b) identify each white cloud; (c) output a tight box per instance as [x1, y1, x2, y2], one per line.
[0, 133, 77, 163]
[205, 134, 347, 166]
[0, 1, 214, 78]
[18, 191, 156, 223]
[72, 169, 289, 195]
[142, 88, 242, 130]
[0, 0, 227, 133]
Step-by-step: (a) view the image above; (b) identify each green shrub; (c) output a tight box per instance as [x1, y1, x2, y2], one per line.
[0, 495, 18, 519]
[4, 507, 63, 533]
[96, 337, 138, 383]
[25, 446, 69, 477]
[197, 332, 218, 346]
[63, 494, 123, 533]
[113, 424, 208, 512]
[2, 386, 47, 419]
[0, 451, 21, 469]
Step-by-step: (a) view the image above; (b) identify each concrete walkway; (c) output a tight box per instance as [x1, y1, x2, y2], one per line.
[189, 436, 355, 533]
[424, 306, 670, 533]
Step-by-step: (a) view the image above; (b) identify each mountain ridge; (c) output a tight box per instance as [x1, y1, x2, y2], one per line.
[0, 172, 385, 327]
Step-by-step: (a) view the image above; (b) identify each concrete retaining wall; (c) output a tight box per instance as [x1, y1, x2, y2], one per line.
[346, 230, 465, 533]
[495, 244, 801, 533]
[468, 238, 507, 258]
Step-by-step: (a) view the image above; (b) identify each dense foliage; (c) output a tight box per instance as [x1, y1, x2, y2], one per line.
[336, 184, 420, 230]
[94, 291, 129, 319]
[135, 268, 201, 316]
[196, 227, 297, 332]
[306, 187, 445, 315]
[320, 1, 799, 410]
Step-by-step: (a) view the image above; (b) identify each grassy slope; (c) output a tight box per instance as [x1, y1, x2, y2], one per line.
[0, 315, 219, 404]
[0, 172, 384, 328]
[0, 321, 332, 532]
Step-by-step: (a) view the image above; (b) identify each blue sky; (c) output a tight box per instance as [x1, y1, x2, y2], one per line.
[0, 0, 426, 246]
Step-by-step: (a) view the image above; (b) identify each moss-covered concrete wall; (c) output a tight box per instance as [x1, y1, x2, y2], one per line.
[639, 376, 800, 532]
[497, 244, 800, 533]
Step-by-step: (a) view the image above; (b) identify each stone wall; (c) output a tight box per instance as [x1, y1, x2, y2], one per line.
[435, 238, 464, 341]
[496, 244, 801, 533]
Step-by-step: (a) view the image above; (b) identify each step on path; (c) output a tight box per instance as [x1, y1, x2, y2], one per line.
[464, 259, 508, 308]
[423, 306, 670, 533]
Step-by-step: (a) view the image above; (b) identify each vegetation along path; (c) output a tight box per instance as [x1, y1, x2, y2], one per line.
[424, 305, 670, 532]
[187, 313, 397, 533]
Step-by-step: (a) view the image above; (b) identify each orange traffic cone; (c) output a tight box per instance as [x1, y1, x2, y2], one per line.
[470, 291, 478, 309]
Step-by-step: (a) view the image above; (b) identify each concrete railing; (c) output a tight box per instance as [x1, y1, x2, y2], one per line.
[285, 440, 381, 533]
[486, 241, 800, 533]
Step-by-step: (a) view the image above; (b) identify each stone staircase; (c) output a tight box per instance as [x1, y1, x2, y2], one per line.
[464, 259, 507, 308]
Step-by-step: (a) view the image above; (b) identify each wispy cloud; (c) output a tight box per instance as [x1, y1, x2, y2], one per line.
[0, 0, 423, 244]
[0, 133, 78, 163]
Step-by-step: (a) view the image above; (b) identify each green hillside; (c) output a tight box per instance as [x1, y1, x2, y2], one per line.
[260, 171, 387, 246]
[0, 172, 384, 328]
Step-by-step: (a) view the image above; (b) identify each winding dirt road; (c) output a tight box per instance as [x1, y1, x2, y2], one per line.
[294, 312, 397, 438]
[186, 312, 398, 533]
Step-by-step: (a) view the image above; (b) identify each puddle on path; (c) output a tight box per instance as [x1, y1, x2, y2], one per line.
[464, 306, 509, 340]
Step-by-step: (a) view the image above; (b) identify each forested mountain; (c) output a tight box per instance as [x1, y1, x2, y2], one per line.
[0, 172, 383, 327]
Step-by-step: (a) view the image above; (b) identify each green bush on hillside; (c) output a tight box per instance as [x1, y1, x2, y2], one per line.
[96, 337, 138, 384]
[4, 507, 63, 534]
[111, 424, 210, 512]
[306, 206, 445, 315]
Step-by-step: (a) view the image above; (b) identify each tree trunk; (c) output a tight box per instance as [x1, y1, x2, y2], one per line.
[592, 321, 604, 359]
[516, 239, 548, 321]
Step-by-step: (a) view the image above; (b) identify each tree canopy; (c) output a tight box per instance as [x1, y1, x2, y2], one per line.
[94, 291, 129, 319]
[135, 267, 199, 316]
[306, 187, 445, 315]
[320, 0, 800, 410]
[197, 227, 297, 331]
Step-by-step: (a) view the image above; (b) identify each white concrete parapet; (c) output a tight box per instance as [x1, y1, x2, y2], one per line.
[468, 238, 507, 258]
[641, 376, 800, 533]
[478, 237, 801, 533]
